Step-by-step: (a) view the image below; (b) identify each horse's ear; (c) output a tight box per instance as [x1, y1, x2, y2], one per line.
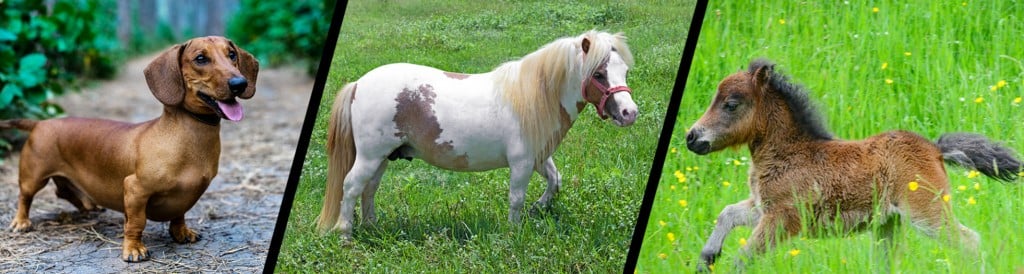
[752, 64, 774, 89]
[581, 37, 591, 54]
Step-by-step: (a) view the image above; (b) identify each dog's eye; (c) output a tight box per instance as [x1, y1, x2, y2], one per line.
[194, 54, 209, 64]
[228, 51, 237, 61]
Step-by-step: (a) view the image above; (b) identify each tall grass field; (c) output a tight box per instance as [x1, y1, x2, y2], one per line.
[639, 1, 1024, 273]
[276, 0, 695, 272]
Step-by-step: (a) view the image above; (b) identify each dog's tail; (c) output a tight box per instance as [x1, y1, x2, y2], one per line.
[316, 83, 359, 233]
[938, 132, 1022, 182]
[0, 119, 38, 131]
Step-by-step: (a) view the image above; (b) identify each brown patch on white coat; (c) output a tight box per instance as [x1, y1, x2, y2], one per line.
[392, 84, 470, 170]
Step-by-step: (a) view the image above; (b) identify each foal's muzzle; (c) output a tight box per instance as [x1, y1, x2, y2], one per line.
[686, 129, 711, 155]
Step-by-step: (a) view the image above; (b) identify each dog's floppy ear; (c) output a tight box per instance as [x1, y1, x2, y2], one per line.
[236, 46, 259, 99]
[144, 44, 186, 105]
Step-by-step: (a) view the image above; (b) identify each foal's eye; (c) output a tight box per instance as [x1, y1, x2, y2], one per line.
[724, 101, 739, 112]
[228, 51, 237, 61]
[194, 54, 209, 64]
[593, 72, 605, 79]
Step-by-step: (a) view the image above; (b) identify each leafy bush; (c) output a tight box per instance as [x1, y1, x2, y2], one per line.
[0, 0, 121, 149]
[227, 0, 337, 75]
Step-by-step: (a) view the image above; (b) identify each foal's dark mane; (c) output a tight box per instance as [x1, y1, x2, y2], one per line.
[749, 59, 834, 140]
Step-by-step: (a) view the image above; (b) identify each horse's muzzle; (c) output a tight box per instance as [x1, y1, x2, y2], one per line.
[686, 129, 711, 155]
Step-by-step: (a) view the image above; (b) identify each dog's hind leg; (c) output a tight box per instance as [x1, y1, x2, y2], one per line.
[360, 161, 388, 226]
[10, 150, 51, 232]
[696, 198, 760, 272]
[53, 177, 101, 212]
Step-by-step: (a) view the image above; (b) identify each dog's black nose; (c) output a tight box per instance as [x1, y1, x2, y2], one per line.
[228, 77, 248, 95]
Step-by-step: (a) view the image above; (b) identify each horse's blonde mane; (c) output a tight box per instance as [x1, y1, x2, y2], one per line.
[493, 30, 633, 161]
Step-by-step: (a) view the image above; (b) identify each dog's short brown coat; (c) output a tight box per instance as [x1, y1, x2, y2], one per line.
[1, 36, 258, 262]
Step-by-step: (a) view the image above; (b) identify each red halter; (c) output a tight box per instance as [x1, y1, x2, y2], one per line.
[583, 76, 632, 119]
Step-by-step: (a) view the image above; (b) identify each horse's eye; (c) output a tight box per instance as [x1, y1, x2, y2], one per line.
[724, 101, 739, 112]
[195, 54, 208, 64]
[228, 51, 237, 61]
[593, 72, 604, 79]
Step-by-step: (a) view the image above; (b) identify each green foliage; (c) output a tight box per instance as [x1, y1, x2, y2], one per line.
[227, 0, 337, 75]
[640, 1, 1024, 273]
[0, 0, 121, 149]
[276, 0, 694, 272]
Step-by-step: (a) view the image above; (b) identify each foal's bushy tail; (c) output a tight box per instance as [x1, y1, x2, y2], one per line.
[316, 83, 358, 233]
[938, 132, 1022, 182]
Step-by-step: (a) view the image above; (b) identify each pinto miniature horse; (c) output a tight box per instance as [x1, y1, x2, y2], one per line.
[317, 31, 637, 239]
[685, 59, 1021, 270]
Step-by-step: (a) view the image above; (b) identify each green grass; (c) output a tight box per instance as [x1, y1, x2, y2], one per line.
[639, 1, 1024, 273]
[276, 0, 694, 272]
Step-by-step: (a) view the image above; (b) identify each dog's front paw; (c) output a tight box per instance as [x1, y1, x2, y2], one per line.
[8, 218, 32, 232]
[170, 226, 201, 243]
[121, 241, 150, 262]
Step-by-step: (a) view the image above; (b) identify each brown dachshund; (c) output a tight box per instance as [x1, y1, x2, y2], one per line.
[0, 36, 258, 262]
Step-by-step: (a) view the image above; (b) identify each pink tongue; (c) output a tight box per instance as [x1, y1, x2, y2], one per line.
[216, 100, 244, 121]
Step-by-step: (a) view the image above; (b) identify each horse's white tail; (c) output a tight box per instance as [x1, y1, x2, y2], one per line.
[316, 83, 358, 233]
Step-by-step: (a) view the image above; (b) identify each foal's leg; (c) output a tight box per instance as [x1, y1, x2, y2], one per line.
[874, 215, 899, 273]
[360, 161, 389, 226]
[903, 197, 982, 263]
[697, 198, 760, 271]
[533, 157, 561, 210]
[735, 209, 799, 271]
[336, 155, 385, 239]
[508, 160, 536, 222]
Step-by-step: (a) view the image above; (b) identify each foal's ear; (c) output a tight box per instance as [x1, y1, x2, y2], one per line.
[144, 43, 186, 106]
[233, 42, 259, 99]
[752, 63, 774, 88]
[581, 37, 591, 54]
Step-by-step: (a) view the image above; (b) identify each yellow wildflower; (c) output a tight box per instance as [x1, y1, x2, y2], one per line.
[659, 220, 667, 227]
[674, 170, 687, 183]
[943, 194, 951, 202]
[968, 196, 977, 205]
[779, 19, 786, 25]
[671, 147, 678, 153]
[957, 185, 967, 191]
[885, 79, 893, 85]
[872, 7, 879, 13]
[739, 238, 747, 246]
[733, 159, 742, 166]
[881, 62, 888, 70]
[670, 185, 676, 190]
[685, 166, 693, 171]
[722, 181, 731, 187]
[908, 181, 919, 191]
[991, 85, 998, 91]
[904, 52, 912, 56]
[679, 200, 688, 208]
[967, 170, 980, 178]
[974, 182, 981, 190]
[974, 96, 984, 103]
[658, 253, 668, 260]
[789, 249, 801, 257]
[1014, 97, 1022, 104]
[667, 232, 676, 242]
[997, 80, 1007, 88]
